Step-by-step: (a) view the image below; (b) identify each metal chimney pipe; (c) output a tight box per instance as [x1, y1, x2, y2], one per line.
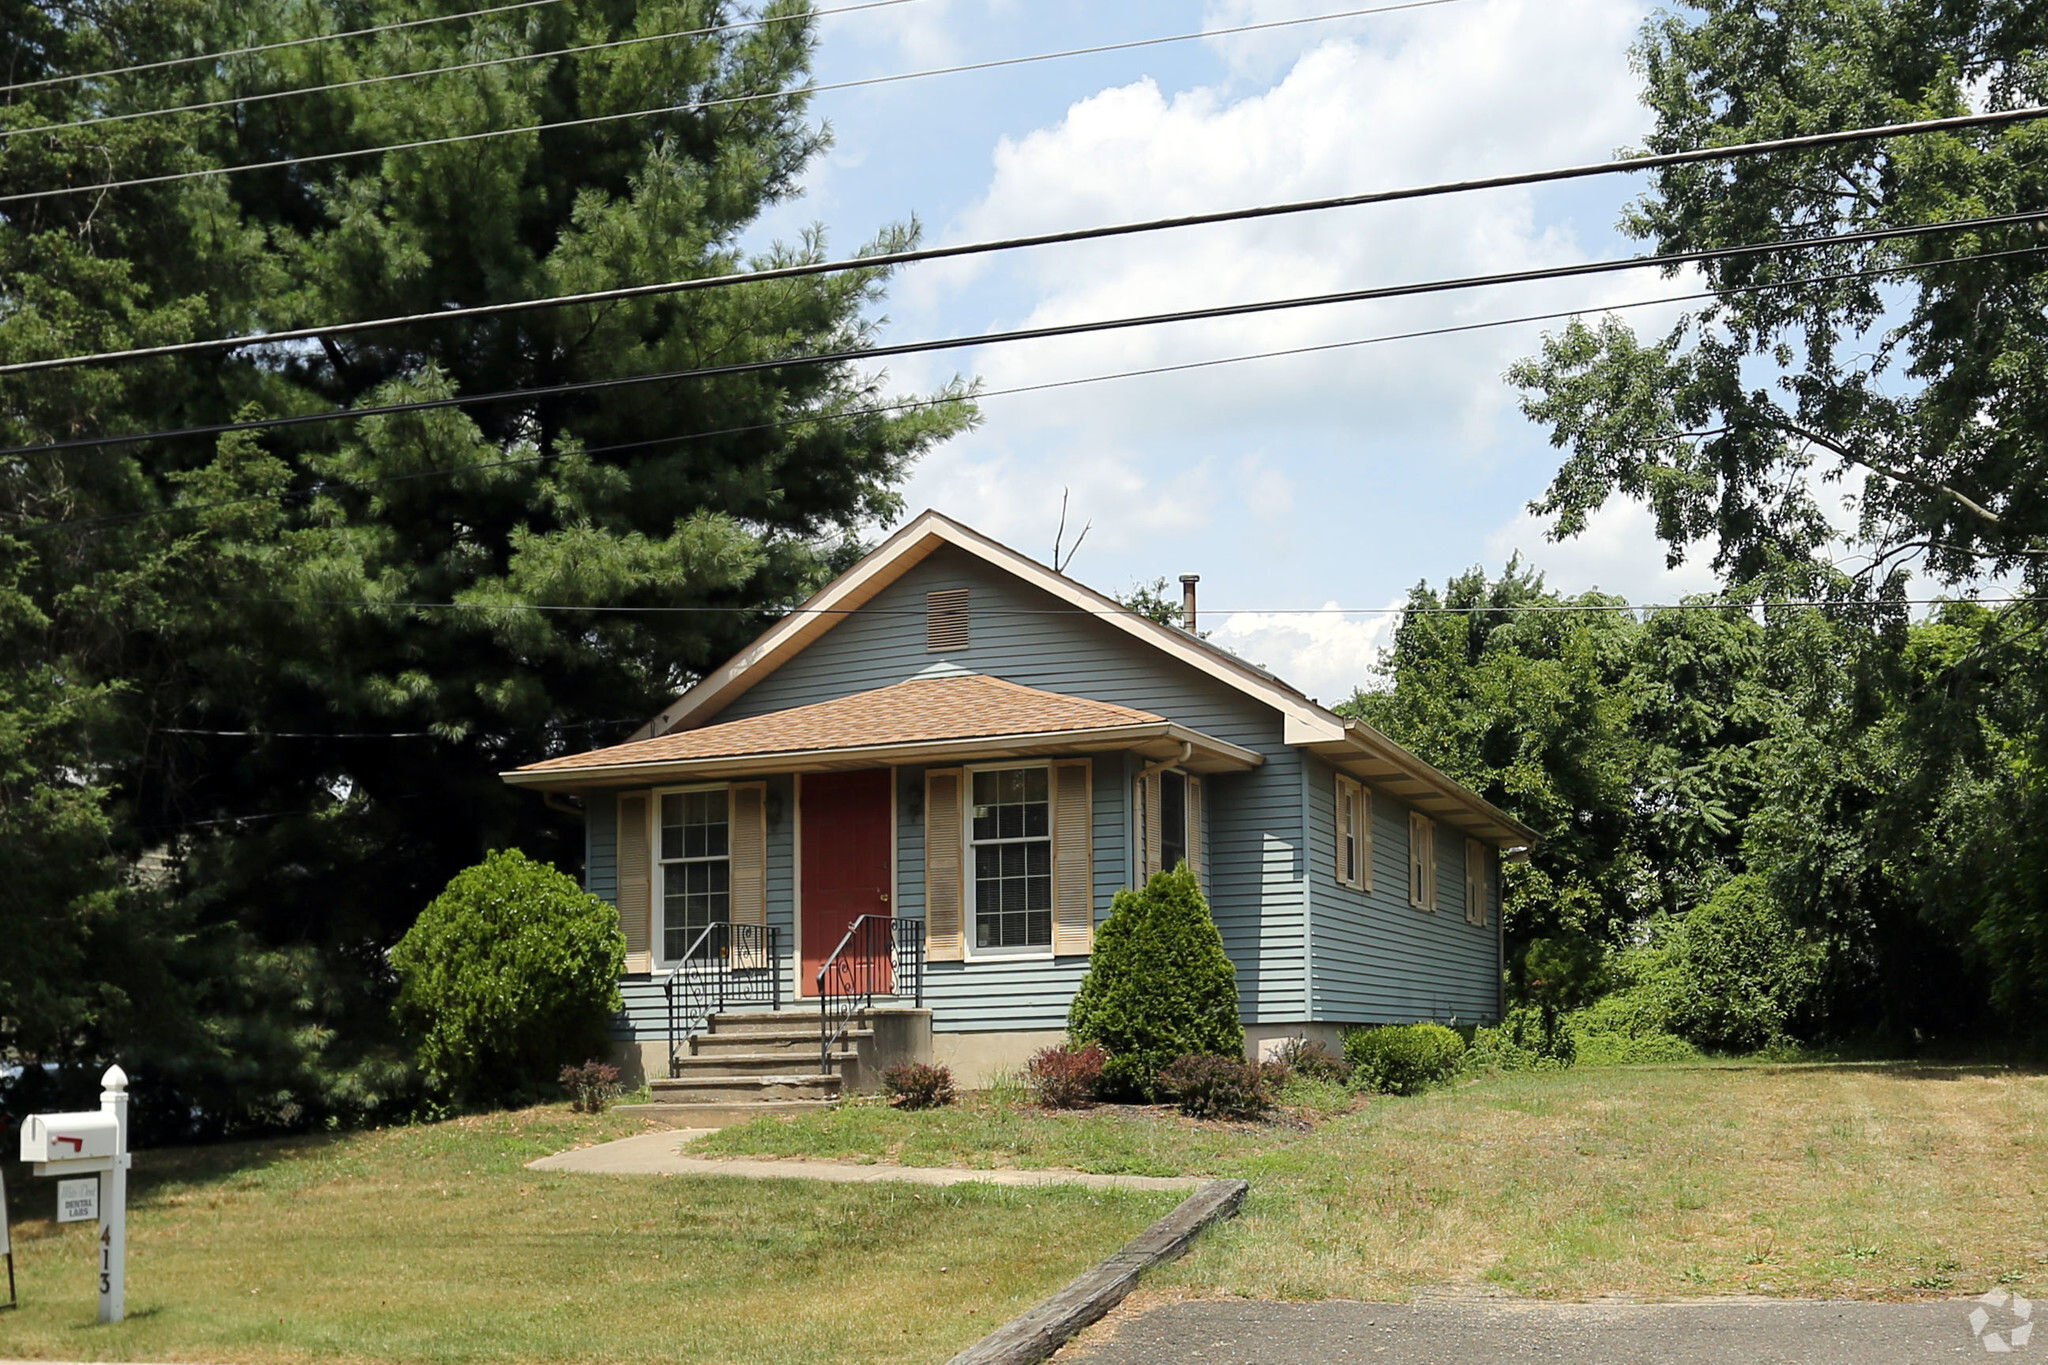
[1179, 574, 1200, 632]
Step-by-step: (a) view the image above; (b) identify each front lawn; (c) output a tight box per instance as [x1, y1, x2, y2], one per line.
[697, 1061, 2048, 1302]
[0, 1106, 1175, 1365]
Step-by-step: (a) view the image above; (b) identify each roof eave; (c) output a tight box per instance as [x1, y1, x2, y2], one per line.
[1303, 718, 1539, 850]
[501, 720, 1264, 791]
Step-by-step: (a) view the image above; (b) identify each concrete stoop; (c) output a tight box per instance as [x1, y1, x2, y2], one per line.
[621, 1005, 933, 1128]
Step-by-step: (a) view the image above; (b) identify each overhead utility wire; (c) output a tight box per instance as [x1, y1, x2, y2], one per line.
[8, 207, 2046, 459]
[177, 594, 2047, 617]
[0, 0, 926, 140]
[0, 0, 565, 93]
[0, 0, 1464, 207]
[11, 103, 2046, 377]
[17, 240, 2048, 536]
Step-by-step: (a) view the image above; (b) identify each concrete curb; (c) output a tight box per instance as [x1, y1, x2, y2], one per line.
[943, 1178, 1249, 1365]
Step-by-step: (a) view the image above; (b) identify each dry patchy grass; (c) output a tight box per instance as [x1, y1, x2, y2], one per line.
[0, 1105, 1173, 1365]
[705, 1062, 2048, 1302]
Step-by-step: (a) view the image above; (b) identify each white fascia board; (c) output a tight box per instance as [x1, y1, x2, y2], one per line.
[1318, 717, 1537, 850]
[501, 721, 1264, 790]
[640, 510, 1343, 740]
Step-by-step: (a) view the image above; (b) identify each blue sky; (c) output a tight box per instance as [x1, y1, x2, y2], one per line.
[745, 0, 1724, 699]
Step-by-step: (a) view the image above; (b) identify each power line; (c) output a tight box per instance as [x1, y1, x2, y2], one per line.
[18, 238, 2046, 535]
[7, 207, 2045, 459]
[11, 102, 2046, 377]
[0, 0, 565, 94]
[0, 0, 1464, 208]
[0, 0, 925, 141]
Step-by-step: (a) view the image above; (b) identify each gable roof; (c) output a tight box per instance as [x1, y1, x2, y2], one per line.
[617, 510, 1534, 848]
[506, 675, 1263, 787]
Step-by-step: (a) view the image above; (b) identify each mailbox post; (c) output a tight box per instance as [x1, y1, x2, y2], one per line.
[18, 1065, 130, 1323]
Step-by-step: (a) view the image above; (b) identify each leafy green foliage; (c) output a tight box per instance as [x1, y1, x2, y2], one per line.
[1156, 1053, 1274, 1120]
[1344, 1023, 1467, 1095]
[1067, 865, 1244, 1099]
[392, 850, 624, 1103]
[0, 0, 972, 1120]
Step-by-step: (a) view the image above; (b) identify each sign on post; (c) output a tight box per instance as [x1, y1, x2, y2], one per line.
[17, 1064, 129, 1323]
[57, 1179, 99, 1224]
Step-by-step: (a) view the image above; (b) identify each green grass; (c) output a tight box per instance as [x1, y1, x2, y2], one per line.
[0, 1106, 1175, 1365]
[701, 1061, 2048, 1303]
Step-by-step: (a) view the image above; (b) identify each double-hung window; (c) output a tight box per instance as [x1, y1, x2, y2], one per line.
[659, 788, 730, 960]
[1408, 811, 1437, 911]
[970, 765, 1052, 952]
[1335, 775, 1371, 890]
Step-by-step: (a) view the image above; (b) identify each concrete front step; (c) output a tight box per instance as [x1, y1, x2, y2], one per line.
[691, 1027, 870, 1055]
[703, 1011, 814, 1036]
[672, 1050, 858, 1076]
[651, 1073, 841, 1103]
[613, 1099, 838, 1129]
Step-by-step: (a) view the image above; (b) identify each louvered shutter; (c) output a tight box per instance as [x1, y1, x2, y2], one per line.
[1138, 770, 1162, 880]
[1465, 839, 1487, 926]
[925, 768, 965, 962]
[1051, 760, 1094, 956]
[617, 793, 653, 972]
[730, 784, 769, 966]
[1185, 775, 1204, 892]
[1359, 785, 1374, 893]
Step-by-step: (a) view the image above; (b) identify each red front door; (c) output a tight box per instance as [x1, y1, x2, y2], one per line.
[800, 770, 895, 996]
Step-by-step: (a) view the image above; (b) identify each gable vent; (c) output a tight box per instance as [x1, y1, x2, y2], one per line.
[926, 588, 970, 652]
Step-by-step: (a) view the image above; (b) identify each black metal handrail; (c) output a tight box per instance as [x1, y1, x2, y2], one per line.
[660, 921, 783, 1078]
[816, 915, 925, 1075]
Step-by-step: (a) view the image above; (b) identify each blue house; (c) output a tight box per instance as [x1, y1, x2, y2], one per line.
[504, 511, 1532, 1110]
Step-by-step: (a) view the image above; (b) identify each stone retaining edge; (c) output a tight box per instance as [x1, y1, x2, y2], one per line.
[942, 1177, 1250, 1365]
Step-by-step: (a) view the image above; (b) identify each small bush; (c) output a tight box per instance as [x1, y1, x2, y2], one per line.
[1344, 1022, 1466, 1095]
[1157, 1052, 1274, 1120]
[1068, 864, 1244, 1099]
[881, 1062, 955, 1110]
[1272, 1036, 1352, 1085]
[559, 1059, 622, 1113]
[391, 848, 625, 1103]
[1571, 1027, 1702, 1066]
[1026, 1042, 1107, 1109]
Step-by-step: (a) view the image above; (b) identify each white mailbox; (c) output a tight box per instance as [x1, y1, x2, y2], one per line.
[20, 1110, 120, 1166]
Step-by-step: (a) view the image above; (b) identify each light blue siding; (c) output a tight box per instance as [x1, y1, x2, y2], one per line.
[714, 547, 1306, 1029]
[1302, 754, 1501, 1025]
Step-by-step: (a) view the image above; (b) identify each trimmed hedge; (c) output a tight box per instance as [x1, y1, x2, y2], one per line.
[1067, 864, 1243, 1099]
[391, 849, 624, 1104]
[1157, 1053, 1274, 1120]
[1344, 1022, 1466, 1095]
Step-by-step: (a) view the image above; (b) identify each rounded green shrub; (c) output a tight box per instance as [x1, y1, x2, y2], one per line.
[1157, 1052, 1274, 1120]
[1067, 863, 1244, 1099]
[391, 848, 624, 1103]
[1344, 1022, 1466, 1095]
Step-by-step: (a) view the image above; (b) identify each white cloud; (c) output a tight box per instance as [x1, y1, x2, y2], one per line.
[1210, 599, 1402, 702]
[890, 0, 1662, 579]
[1485, 498, 1721, 604]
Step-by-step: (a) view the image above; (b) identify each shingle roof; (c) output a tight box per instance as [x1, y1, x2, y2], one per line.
[516, 674, 1166, 774]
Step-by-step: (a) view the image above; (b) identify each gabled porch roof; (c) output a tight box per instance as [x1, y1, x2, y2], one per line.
[503, 674, 1263, 790]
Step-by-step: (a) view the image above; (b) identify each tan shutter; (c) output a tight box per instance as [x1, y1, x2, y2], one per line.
[1185, 775, 1204, 892]
[925, 768, 965, 962]
[1465, 839, 1487, 926]
[1051, 759, 1095, 956]
[1360, 785, 1374, 893]
[618, 793, 653, 972]
[1139, 770, 1162, 880]
[730, 783, 769, 967]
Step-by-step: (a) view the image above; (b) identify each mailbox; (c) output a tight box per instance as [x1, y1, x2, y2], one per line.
[20, 1110, 119, 1165]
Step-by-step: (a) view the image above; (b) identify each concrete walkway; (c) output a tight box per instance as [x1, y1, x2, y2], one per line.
[526, 1128, 1205, 1192]
[1060, 1295, 2033, 1363]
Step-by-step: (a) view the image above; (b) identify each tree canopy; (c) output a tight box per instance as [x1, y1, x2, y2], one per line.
[0, 0, 972, 1133]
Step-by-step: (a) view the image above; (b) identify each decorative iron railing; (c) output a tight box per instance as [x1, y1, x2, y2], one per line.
[660, 921, 783, 1078]
[816, 915, 925, 1075]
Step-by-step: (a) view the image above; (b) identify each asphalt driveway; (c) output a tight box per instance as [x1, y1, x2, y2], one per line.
[1060, 1294, 2033, 1363]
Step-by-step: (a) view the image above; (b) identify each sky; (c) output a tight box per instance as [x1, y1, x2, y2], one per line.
[742, 0, 1718, 702]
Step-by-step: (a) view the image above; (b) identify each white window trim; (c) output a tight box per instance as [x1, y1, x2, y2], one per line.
[1409, 811, 1437, 912]
[1135, 766, 1197, 882]
[652, 781, 733, 969]
[963, 759, 1056, 961]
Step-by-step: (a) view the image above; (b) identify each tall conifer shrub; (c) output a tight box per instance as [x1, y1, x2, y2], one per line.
[1068, 864, 1244, 1098]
